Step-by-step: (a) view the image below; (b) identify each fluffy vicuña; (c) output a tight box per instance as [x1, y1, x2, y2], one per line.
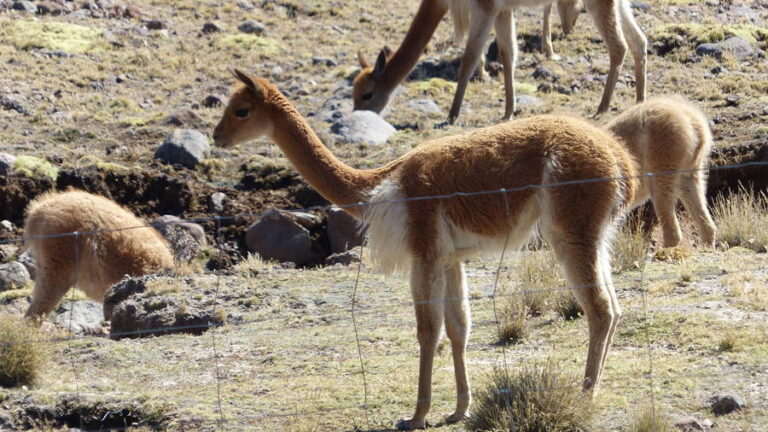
[23, 190, 174, 320]
[353, 0, 579, 114]
[214, 69, 639, 430]
[608, 96, 717, 247]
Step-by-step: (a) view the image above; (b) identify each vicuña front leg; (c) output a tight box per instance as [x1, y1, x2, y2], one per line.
[651, 175, 683, 248]
[584, 0, 627, 115]
[443, 262, 471, 423]
[397, 260, 446, 430]
[25, 263, 75, 322]
[494, 10, 517, 121]
[542, 4, 556, 59]
[618, 0, 647, 103]
[448, 9, 494, 124]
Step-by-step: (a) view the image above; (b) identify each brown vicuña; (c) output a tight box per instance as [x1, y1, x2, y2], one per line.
[608, 96, 717, 248]
[214, 69, 639, 429]
[23, 190, 174, 321]
[444, 0, 647, 123]
[354, 0, 579, 115]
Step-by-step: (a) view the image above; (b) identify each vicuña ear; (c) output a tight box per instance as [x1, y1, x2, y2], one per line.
[373, 49, 387, 78]
[231, 68, 263, 97]
[382, 45, 394, 58]
[358, 50, 370, 68]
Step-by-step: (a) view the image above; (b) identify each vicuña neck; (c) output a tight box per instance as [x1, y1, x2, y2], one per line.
[268, 97, 386, 216]
[382, 0, 448, 89]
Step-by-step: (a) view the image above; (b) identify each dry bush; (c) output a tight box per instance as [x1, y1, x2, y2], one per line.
[467, 361, 593, 432]
[627, 405, 674, 432]
[713, 188, 768, 252]
[498, 297, 528, 345]
[233, 253, 270, 279]
[0, 315, 49, 387]
[553, 294, 584, 321]
[613, 222, 649, 273]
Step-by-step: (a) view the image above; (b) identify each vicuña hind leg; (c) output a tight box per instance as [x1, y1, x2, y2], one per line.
[448, 8, 494, 124]
[679, 172, 717, 247]
[25, 263, 75, 321]
[494, 9, 517, 121]
[651, 174, 683, 248]
[584, 0, 627, 115]
[398, 259, 447, 430]
[443, 262, 471, 423]
[618, 0, 647, 102]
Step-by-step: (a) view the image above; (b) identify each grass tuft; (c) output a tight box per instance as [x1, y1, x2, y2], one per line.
[498, 298, 528, 345]
[613, 223, 649, 273]
[518, 249, 564, 315]
[467, 361, 593, 432]
[627, 405, 674, 432]
[3, 20, 110, 53]
[718, 331, 737, 352]
[0, 315, 49, 388]
[713, 189, 768, 252]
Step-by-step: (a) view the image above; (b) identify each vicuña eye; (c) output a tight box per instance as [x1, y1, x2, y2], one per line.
[234, 108, 250, 118]
[362, 92, 373, 101]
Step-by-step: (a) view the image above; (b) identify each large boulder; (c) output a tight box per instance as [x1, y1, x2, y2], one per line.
[154, 129, 210, 169]
[0, 153, 16, 176]
[325, 206, 362, 253]
[330, 111, 396, 146]
[245, 209, 322, 266]
[0, 261, 30, 291]
[53, 301, 104, 335]
[696, 36, 755, 61]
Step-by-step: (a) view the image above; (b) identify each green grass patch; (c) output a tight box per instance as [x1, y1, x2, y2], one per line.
[12, 156, 59, 180]
[2, 20, 110, 54]
[213, 34, 281, 54]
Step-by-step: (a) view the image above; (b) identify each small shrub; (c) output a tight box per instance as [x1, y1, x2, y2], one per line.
[467, 361, 593, 432]
[498, 298, 528, 345]
[613, 223, 649, 273]
[713, 189, 768, 252]
[718, 331, 737, 352]
[0, 315, 48, 388]
[627, 405, 674, 432]
[553, 293, 583, 321]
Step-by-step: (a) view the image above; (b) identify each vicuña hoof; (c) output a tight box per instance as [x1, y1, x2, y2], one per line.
[445, 411, 470, 424]
[396, 418, 427, 430]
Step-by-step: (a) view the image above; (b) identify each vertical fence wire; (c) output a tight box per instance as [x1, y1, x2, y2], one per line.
[638, 244, 657, 415]
[351, 242, 371, 430]
[210, 217, 226, 429]
[67, 231, 84, 431]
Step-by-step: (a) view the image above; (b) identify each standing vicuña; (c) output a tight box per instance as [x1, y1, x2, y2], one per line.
[354, 0, 580, 114]
[607, 96, 717, 247]
[214, 69, 638, 429]
[24, 190, 174, 321]
[445, 0, 647, 123]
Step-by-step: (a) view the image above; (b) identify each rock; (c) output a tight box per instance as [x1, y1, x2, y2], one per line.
[143, 19, 167, 30]
[0, 244, 18, 263]
[105, 275, 225, 339]
[17, 250, 36, 280]
[155, 129, 210, 169]
[533, 66, 557, 81]
[408, 56, 461, 81]
[0, 261, 31, 291]
[725, 94, 740, 107]
[0, 94, 29, 115]
[202, 94, 226, 108]
[290, 211, 321, 229]
[330, 111, 396, 146]
[209, 192, 227, 213]
[326, 206, 362, 253]
[164, 109, 205, 128]
[696, 36, 755, 61]
[312, 83, 353, 122]
[0, 220, 14, 232]
[0, 153, 15, 175]
[201, 22, 222, 33]
[53, 301, 104, 335]
[406, 99, 443, 115]
[710, 394, 744, 415]
[674, 416, 704, 431]
[238, 19, 265, 35]
[245, 209, 321, 266]
[11, 1, 36, 13]
[312, 57, 337, 67]
[151, 215, 206, 262]
[36, 1, 67, 15]
[325, 250, 360, 266]
[516, 94, 544, 107]
[710, 65, 728, 75]
[654, 34, 685, 56]
[236, 0, 254, 10]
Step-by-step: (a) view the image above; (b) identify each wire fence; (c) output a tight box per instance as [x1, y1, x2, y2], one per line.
[0, 160, 766, 431]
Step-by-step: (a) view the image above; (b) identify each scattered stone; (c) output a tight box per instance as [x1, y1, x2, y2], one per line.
[325, 250, 360, 266]
[202, 94, 226, 108]
[326, 206, 362, 253]
[312, 82, 353, 122]
[330, 111, 396, 146]
[532, 66, 557, 81]
[155, 129, 210, 169]
[630, 1, 650, 10]
[710, 394, 744, 415]
[0, 94, 29, 115]
[236, 0, 254, 10]
[35, 1, 66, 15]
[238, 19, 265, 35]
[696, 36, 755, 61]
[0, 220, 14, 232]
[406, 99, 443, 115]
[245, 209, 322, 266]
[53, 301, 104, 335]
[201, 22, 223, 33]
[312, 57, 337, 67]
[101, 29, 124, 47]
[143, 19, 167, 30]
[0, 153, 16, 175]
[408, 56, 461, 81]
[151, 215, 206, 262]
[674, 416, 704, 431]
[0, 244, 19, 263]
[11, 1, 36, 13]
[516, 94, 544, 107]
[290, 211, 321, 229]
[0, 261, 31, 291]
[710, 65, 728, 75]
[209, 192, 227, 213]
[725, 95, 740, 107]
[164, 109, 205, 128]
[106, 275, 225, 339]
[17, 250, 36, 280]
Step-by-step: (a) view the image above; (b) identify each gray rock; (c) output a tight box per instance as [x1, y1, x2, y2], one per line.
[290, 211, 320, 229]
[201, 22, 223, 33]
[0, 261, 31, 291]
[164, 109, 204, 128]
[325, 250, 360, 266]
[710, 394, 744, 415]
[143, 19, 167, 30]
[155, 129, 210, 169]
[151, 215, 206, 262]
[0, 244, 18, 263]
[209, 192, 227, 213]
[725, 94, 740, 107]
[533, 66, 557, 81]
[245, 209, 321, 266]
[674, 416, 704, 431]
[312, 57, 337, 67]
[313, 83, 353, 122]
[0, 220, 13, 232]
[516, 94, 544, 107]
[696, 36, 755, 61]
[53, 301, 104, 335]
[0, 153, 15, 175]
[202, 94, 226, 108]
[17, 250, 35, 280]
[331, 111, 396, 146]
[326, 206, 362, 253]
[0, 94, 29, 115]
[11, 1, 36, 13]
[236, 0, 254, 10]
[36, 1, 67, 15]
[238, 19, 265, 35]
[407, 99, 443, 115]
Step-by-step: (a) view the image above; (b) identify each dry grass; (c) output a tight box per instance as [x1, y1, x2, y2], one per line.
[627, 405, 674, 432]
[517, 249, 565, 316]
[713, 189, 768, 252]
[466, 361, 594, 432]
[498, 297, 528, 345]
[718, 331, 737, 352]
[0, 315, 49, 388]
[613, 223, 649, 273]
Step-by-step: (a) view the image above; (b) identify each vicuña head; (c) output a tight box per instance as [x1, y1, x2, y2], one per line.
[353, 46, 393, 112]
[213, 69, 278, 148]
